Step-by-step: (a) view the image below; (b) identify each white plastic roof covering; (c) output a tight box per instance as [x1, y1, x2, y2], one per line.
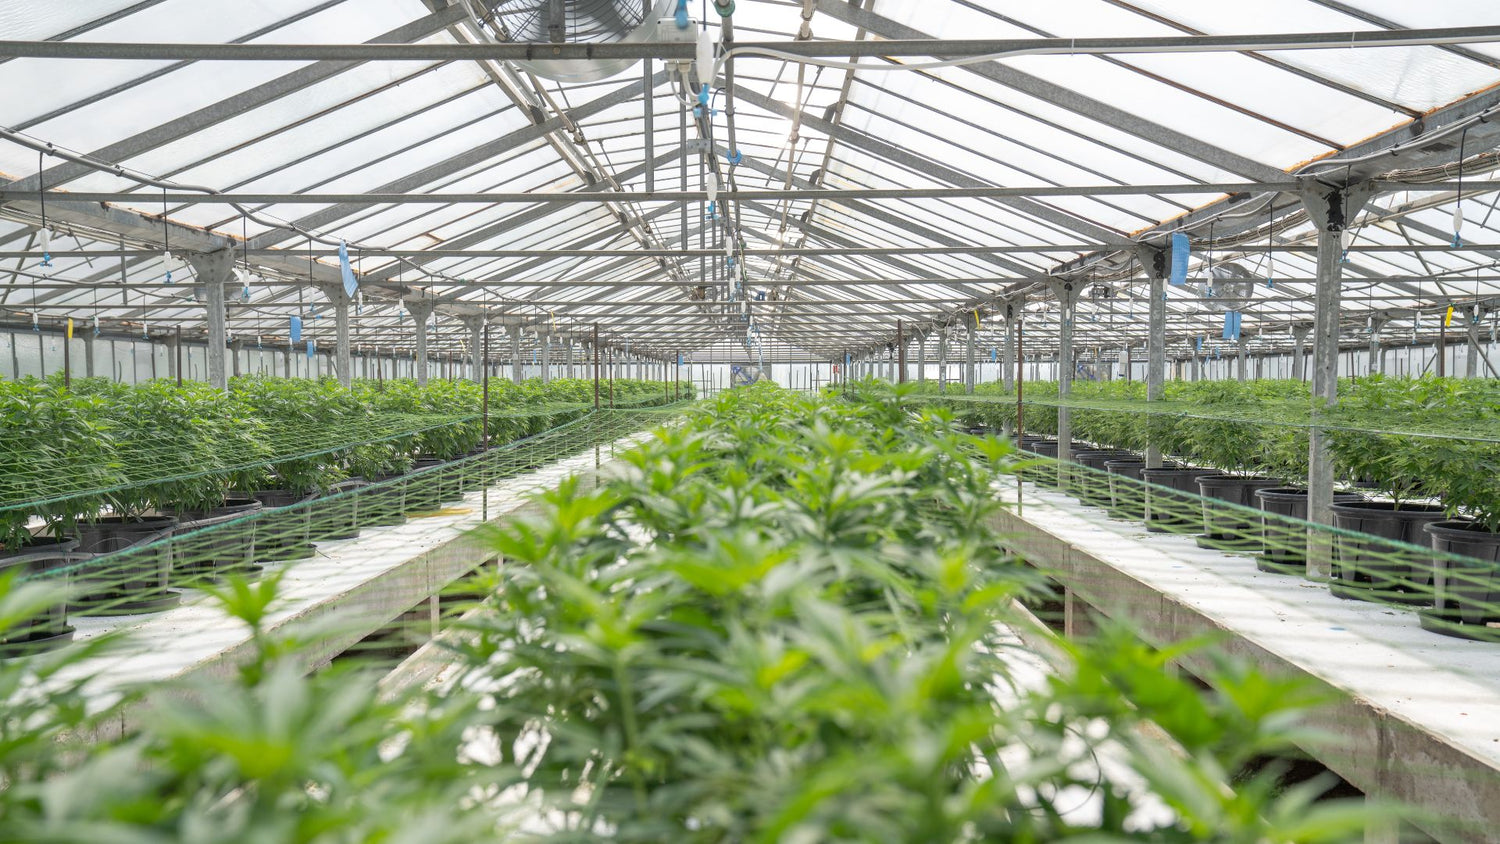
[0, 0, 1499, 362]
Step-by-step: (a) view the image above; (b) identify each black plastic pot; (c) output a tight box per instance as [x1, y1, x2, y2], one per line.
[1028, 440, 1060, 458]
[1196, 475, 1284, 551]
[358, 473, 409, 527]
[1418, 520, 1500, 640]
[1329, 501, 1448, 603]
[249, 489, 317, 562]
[163, 498, 263, 584]
[1071, 450, 1136, 506]
[408, 457, 464, 510]
[73, 516, 179, 614]
[1103, 459, 1149, 519]
[1253, 488, 1365, 574]
[1141, 467, 1219, 533]
[0, 536, 77, 655]
[311, 481, 365, 542]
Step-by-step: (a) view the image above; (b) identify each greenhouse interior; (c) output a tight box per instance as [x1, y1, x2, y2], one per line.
[5, 0, 1500, 841]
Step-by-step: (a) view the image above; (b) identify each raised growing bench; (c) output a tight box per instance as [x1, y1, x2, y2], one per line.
[62, 431, 652, 739]
[992, 476, 1500, 844]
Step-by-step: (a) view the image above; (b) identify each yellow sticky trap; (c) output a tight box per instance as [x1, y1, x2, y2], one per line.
[1445, 305, 1455, 327]
[66, 318, 73, 340]
[973, 309, 981, 330]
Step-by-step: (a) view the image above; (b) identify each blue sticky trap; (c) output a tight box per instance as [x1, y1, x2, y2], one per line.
[1170, 232, 1190, 286]
[338, 240, 358, 298]
[289, 315, 303, 342]
[1195, 336, 1203, 352]
[990, 348, 998, 362]
[306, 339, 316, 359]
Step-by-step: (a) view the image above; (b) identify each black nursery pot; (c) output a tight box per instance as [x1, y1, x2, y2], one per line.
[0, 536, 78, 655]
[1418, 520, 1500, 640]
[311, 482, 364, 542]
[1196, 475, 1284, 549]
[73, 516, 180, 614]
[1253, 488, 1365, 573]
[164, 498, 263, 584]
[1328, 501, 1447, 603]
[1140, 467, 1219, 532]
[1070, 450, 1136, 505]
[1103, 459, 1150, 518]
[358, 472, 409, 527]
[249, 489, 317, 562]
[404, 458, 452, 512]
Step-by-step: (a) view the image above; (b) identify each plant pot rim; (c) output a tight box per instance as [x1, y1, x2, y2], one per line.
[1197, 474, 1278, 482]
[1330, 500, 1446, 516]
[0, 535, 80, 562]
[1255, 487, 1365, 502]
[82, 515, 179, 528]
[1424, 519, 1500, 538]
[1141, 466, 1212, 476]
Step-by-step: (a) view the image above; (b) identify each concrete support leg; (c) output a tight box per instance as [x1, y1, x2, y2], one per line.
[508, 325, 523, 385]
[1466, 317, 1481, 378]
[1054, 282, 1077, 465]
[407, 300, 435, 386]
[917, 334, 927, 383]
[230, 338, 243, 379]
[1146, 261, 1166, 469]
[83, 333, 95, 379]
[462, 316, 484, 383]
[965, 315, 977, 394]
[1237, 334, 1248, 382]
[1292, 324, 1310, 382]
[188, 250, 234, 391]
[1003, 307, 1017, 393]
[1367, 319, 1386, 377]
[541, 335, 551, 384]
[938, 333, 948, 393]
[566, 338, 575, 380]
[1303, 182, 1369, 578]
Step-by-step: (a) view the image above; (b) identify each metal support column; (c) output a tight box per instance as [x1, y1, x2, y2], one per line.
[82, 332, 95, 379]
[566, 337, 575, 380]
[541, 334, 551, 384]
[917, 332, 927, 382]
[1237, 333, 1248, 382]
[188, 249, 233, 391]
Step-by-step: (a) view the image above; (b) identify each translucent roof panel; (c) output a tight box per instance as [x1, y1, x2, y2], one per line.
[1, 0, 1499, 359]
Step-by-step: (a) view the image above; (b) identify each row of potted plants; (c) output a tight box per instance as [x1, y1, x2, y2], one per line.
[905, 376, 1500, 639]
[0, 374, 687, 651]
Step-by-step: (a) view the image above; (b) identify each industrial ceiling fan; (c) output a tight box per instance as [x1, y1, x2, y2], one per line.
[469, 0, 682, 83]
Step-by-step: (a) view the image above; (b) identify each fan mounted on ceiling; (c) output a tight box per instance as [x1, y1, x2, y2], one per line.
[1199, 262, 1256, 312]
[474, 0, 679, 83]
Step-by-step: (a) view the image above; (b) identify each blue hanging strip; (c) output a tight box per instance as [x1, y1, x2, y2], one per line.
[1170, 232, 1190, 286]
[289, 315, 303, 342]
[1222, 312, 1234, 340]
[338, 240, 358, 298]
[306, 339, 316, 358]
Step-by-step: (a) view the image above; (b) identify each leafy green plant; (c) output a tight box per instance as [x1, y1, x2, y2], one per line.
[0, 379, 120, 550]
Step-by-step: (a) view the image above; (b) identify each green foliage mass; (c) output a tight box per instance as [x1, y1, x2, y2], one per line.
[0, 375, 689, 551]
[0, 383, 1377, 841]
